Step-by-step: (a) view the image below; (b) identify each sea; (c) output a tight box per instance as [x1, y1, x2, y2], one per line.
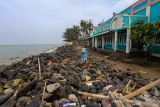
[0, 44, 62, 65]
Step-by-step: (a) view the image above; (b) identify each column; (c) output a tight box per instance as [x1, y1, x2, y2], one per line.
[146, 0, 151, 22]
[95, 37, 98, 48]
[146, 6, 151, 22]
[92, 37, 94, 47]
[126, 28, 131, 53]
[112, 35, 115, 49]
[102, 35, 104, 50]
[114, 31, 118, 51]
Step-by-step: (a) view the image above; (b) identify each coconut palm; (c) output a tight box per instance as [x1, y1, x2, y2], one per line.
[80, 19, 94, 39]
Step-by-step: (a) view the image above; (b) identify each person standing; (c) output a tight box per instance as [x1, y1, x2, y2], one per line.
[81, 47, 88, 63]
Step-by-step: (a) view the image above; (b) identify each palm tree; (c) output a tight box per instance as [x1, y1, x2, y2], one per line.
[80, 19, 94, 39]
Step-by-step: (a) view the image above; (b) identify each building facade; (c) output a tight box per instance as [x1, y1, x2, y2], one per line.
[86, 0, 160, 56]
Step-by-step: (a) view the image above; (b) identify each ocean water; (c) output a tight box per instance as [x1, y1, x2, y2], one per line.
[0, 44, 62, 65]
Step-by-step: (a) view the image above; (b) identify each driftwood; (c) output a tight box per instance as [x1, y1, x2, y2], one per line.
[78, 91, 132, 107]
[125, 79, 160, 99]
[41, 81, 47, 101]
[123, 79, 132, 93]
[38, 57, 42, 80]
[78, 91, 109, 99]
[79, 79, 160, 104]
[81, 80, 102, 84]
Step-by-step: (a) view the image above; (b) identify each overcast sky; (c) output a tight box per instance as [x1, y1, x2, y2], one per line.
[0, 0, 138, 45]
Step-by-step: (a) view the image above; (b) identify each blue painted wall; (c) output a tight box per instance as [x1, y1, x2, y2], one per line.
[133, 0, 148, 11]
[134, 8, 146, 15]
[104, 36, 113, 49]
[123, 16, 129, 26]
[150, 2, 160, 22]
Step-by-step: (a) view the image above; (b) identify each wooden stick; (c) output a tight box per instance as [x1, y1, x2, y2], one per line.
[38, 58, 42, 79]
[123, 79, 132, 93]
[129, 84, 136, 93]
[78, 79, 160, 101]
[81, 80, 102, 84]
[42, 81, 47, 101]
[78, 91, 109, 99]
[108, 91, 116, 100]
[125, 79, 160, 99]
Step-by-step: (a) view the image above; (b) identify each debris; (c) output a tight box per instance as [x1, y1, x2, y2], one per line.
[78, 91, 109, 99]
[123, 79, 132, 94]
[125, 79, 160, 99]
[13, 79, 22, 87]
[68, 94, 79, 103]
[85, 76, 91, 82]
[103, 85, 113, 94]
[47, 83, 60, 93]
[16, 96, 32, 107]
[0, 45, 159, 107]
[4, 88, 14, 95]
[42, 81, 47, 101]
[38, 57, 42, 80]
[60, 102, 76, 107]
[150, 87, 160, 97]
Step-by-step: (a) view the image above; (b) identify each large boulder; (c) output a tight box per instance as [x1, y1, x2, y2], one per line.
[4, 88, 14, 95]
[13, 79, 22, 87]
[16, 96, 32, 107]
[47, 83, 60, 93]
[68, 94, 79, 103]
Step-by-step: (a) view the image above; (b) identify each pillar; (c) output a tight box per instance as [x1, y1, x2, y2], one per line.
[95, 37, 98, 48]
[146, 0, 151, 22]
[146, 6, 151, 22]
[126, 28, 131, 53]
[114, 31, 118, 51]
[92, 37, 94, 47]
[102, 35, 104, 50]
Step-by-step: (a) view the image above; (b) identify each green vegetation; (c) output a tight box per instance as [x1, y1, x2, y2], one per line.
[131, 21, 160, 52]
[63, 19, 94, 42]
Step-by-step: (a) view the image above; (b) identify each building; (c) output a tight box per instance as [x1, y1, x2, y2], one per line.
[85, 0, 160, 56]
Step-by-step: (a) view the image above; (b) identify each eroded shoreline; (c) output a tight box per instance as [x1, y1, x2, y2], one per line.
[0, 45, 159, 107]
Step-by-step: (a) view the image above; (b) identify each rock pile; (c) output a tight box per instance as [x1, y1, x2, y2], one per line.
[0, 45, 159, 107]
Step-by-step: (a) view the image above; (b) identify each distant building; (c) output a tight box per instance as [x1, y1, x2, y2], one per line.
[84, 0, 160, 56]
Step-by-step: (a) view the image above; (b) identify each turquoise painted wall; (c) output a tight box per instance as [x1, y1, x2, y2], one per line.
[123, 16, 129, 26]
[150, 2, 160, 22]
[104, 36, 113, 49]
[133, 0, 148, 11]
[130, 16, 148, 24]
[117, 34, 126, 51]
[148, 45, 160, 54]
[134, 8, 146, 15]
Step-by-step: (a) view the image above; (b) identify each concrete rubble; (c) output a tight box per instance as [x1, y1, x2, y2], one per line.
[0, 45, 159, 107]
